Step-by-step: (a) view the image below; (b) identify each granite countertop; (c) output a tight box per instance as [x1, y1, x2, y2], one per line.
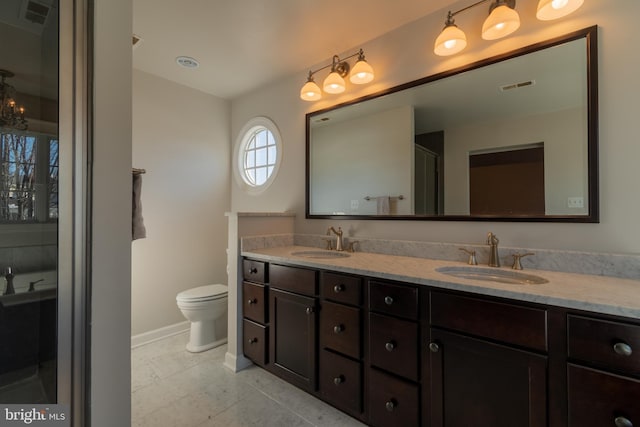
[242, 245, 640, 320]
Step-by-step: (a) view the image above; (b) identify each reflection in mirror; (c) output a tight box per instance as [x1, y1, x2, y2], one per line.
[306, 27, 598, 222]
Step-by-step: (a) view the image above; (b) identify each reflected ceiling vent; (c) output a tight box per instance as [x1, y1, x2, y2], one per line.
[132, 34, 143, 49]
[500, 80, 536, 91]
[20, 0, 51, 26]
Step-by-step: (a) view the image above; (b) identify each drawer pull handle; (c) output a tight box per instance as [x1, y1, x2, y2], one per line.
[333, 324, 344, 334]
[333, 375, 344, 385]
[248, 338, 258, 344]
[385, 399, 397, 412]
[385, 341, 396, 352]
[613, 342, 633, 357]
[249, 267, 258, 274]
[306, 307, 314, 315]
[429, 342, 440, 353]
[333, 284, 344, 293]
[384, 296, 394, 305]
[247, 298, 257, 305]
[615, 416, 633, 427]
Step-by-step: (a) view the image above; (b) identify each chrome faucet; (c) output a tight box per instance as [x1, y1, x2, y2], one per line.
[3, 267, 15, 296]
[327, 226, 344, 251]
[487, 232, 500, 267]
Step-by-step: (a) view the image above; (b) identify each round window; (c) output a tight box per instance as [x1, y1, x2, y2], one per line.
[233, 117, 282, 194]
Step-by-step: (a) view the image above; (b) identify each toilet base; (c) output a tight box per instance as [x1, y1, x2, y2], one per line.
[186, 337, 227, 353]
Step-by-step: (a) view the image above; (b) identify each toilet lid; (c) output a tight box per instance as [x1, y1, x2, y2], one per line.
[176, 284, 228, 302]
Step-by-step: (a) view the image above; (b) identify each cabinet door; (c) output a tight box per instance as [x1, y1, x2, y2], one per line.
[430, 328, 547, 427]
[269, 288, 317, 392]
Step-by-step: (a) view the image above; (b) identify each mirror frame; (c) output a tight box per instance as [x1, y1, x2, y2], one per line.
[305, 26, 598, 222]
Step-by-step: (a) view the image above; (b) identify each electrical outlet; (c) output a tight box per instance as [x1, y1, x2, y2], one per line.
[567, 197, 584, 208]
[350, 199, 359, 210]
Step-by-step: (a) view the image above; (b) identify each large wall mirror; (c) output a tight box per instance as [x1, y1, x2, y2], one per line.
[306, 26, 598, 222]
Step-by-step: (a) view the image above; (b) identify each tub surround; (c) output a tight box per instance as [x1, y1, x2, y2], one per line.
[241, 235, 640, 319]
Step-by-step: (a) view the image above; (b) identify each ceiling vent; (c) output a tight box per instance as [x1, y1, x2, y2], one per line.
[20, 0, 51, 27]
[500, 80, 536, 92]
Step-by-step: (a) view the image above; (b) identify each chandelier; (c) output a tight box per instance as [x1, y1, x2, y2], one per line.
[0, 69, 28, 131]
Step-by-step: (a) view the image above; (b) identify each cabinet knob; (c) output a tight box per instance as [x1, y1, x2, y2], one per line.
[306, 307, 314, 315]
[384, 296, 394, 305]
[248, 338, 257, 344]
[333, 375, 344, 385]
[615, 416, 633, 427]
[429, 342, 440, 353]
[333, 324, 344, 334]
[613, 342, 633, 357]
[249, 267, 258, 274]
[385, 341, 396, 352]
[385, 399, 397, 412]
[333, 284, 344, 293]
[247, 298, 257, 305]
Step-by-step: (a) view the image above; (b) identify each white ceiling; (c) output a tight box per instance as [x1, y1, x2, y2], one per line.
[132, 0, 460, 100]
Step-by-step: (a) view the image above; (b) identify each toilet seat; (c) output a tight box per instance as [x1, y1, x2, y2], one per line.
[176, 284, 227, 303]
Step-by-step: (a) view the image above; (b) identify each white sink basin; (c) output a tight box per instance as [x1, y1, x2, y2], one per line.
[436, 266, 548, 285]
[290, 250, 351, 259]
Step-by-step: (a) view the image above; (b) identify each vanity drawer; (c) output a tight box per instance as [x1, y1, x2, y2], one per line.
[269, 264, 317, 297]
[369, 280, 418, 320]
[568, 364, 640, 427]
[321, 272, 362, 306]
[243, 282, 267, 324]
[320, 301, 361, 359]
[369, 313, 419, 381]
[568, 315, 640, 376]
[368, 368, 419, 427]
[430, 291, 547, 352]
[243, 259, 266, 284]
[319, 349, 362, 416]
[243, 319, 268, 366]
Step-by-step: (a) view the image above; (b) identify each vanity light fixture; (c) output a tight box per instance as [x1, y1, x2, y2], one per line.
[0, 69, 28, 131]
[434, 0, 584, 56]
[300, 49, 374, 101]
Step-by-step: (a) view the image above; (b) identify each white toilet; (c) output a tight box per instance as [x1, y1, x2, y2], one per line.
[176, 284, 228, 353]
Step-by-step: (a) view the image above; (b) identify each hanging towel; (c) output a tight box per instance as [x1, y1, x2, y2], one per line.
[377, 196, 391, 215]
[132, 173, 147, 240]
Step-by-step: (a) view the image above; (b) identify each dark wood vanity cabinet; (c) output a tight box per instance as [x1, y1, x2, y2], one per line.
[567, 314, 640, 427]
[242, 257, 640, 427]
[268, 264, 318, 393]
[428, 291, 549, 427]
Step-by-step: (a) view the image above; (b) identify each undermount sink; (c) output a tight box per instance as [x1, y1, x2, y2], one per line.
[290, 250, 351, 259]
[436, 266, 548, 285]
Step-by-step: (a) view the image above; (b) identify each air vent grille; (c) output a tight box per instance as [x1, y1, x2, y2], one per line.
[22, 0, 50, 26]
[500, 80, 535, 91]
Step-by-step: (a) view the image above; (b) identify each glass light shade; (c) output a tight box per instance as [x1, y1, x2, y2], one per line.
[482, 4, 521, 40]
[536, 0, 584, 20]
[323, 71, 346, 94]
[349, 60, 374, 84]
[434, 24, 468, 56]
[300, 79, 322, 101]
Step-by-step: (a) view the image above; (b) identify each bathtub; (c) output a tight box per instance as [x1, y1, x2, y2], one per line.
[0, 270, 57, 308]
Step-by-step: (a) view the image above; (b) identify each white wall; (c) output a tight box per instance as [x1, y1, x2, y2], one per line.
[231, 0, 640, 255]
[131, 69, 231, 336]
[92, 0, 132, 425]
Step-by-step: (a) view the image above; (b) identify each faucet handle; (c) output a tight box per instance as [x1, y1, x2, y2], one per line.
[347, 240, 360, 253]
[459, 248, 478, 265]
[322, 238, 334, 250]
[511, 252, 535, 270]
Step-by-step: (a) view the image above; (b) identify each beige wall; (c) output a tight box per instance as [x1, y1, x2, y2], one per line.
[231, 0, 640, 255]
[131, 69, 231, 336]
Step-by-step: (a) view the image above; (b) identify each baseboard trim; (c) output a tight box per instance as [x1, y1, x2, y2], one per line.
[224, 352, 253, 372]
[131, 321, 190, 349]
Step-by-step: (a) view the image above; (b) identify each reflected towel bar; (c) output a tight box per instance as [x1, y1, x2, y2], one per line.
[364, 195, 404, 201]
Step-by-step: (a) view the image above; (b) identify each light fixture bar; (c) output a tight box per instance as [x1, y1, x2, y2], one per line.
[300, 49, 374, 102]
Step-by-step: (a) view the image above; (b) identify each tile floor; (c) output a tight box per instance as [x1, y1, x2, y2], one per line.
[132, 332, 366, 427]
